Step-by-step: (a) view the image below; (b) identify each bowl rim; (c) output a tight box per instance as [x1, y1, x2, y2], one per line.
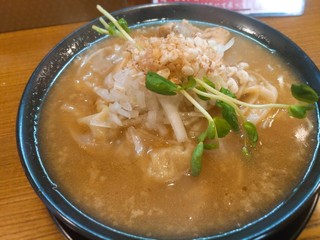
[16, 3, 320, 240]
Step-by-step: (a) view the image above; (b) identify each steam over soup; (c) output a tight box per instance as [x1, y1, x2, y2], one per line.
[38, 20, 317, 239]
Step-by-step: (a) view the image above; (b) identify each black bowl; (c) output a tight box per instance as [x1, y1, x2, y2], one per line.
[17, 3, 320, 240]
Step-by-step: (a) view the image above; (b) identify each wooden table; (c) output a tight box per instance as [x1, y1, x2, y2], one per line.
[0, 1, 319, 239]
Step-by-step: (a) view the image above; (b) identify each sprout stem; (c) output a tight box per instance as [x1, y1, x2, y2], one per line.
[180, 90, 213, 122]
[96, 5, 135, 42]
[92, 25, 109, 34]
[195, 78, 289, 110]
[192, 87, 246, 123]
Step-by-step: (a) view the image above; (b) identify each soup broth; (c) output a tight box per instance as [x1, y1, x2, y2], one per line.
[38, 21, 317, 239]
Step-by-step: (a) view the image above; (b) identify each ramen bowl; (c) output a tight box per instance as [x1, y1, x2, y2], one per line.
[17, 3, 320, 239]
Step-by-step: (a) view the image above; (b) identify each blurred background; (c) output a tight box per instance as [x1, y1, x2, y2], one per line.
[0, 0, 305, 33]
[0, 0, 149, 32]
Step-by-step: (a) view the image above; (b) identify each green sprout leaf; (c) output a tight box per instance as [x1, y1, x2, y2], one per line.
[146, 71, 178, 95]
[204, 143, 219, 150]
[206, 121, 216, 139]
[216, 101, 239, 131]
[181, 76, 197, 90]
[107, 23, 117, 35]
[117, 18, 130, 33]
[220, 87, 236, 98]
[198, 121, 215, 142]
[243, 121, 258, 144]
[214, 117, 231, 138]
[203, 76, 216, 89]
[291, 84, 319, 104]
[196, 85, 210, 101]
[288, 105, 314, 119]
[198, 131, 207, 143]
[195, 76, 215, 101]
[191, 142, 204, 176]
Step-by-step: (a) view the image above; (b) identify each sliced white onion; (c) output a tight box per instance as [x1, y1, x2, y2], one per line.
[157, 95, 188, 142]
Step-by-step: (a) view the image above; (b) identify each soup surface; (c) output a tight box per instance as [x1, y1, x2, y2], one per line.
[38, 21, 317, 239]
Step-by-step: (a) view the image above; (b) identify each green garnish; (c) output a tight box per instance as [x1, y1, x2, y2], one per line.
[195, 76, 215, 101]
[181, 76, 197, 90]
[288, 105, 314, 119]
[220, 87, 236, 98]
[216, 101, 240, 131]
[203, 76, 216, 89]
[243, 121, 258, 144]
[145, 71, 318, 176]
[291, 84, 318, 104]
[117, 18, 131, 33]
[191, 142, 204, 176]
[214, 117, 231, 138]
[196, 85, 211, 101]
[146, 71, 179, 95]
[92, 5, 134, 42]
[92, 6, 319, 176]
[206, 120, 216, 139]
